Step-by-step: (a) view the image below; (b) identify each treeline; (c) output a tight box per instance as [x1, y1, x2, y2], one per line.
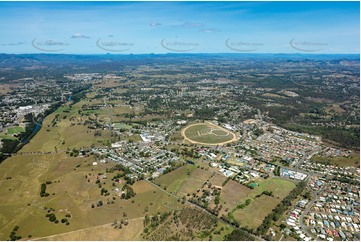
[42, 102, 62, 117]
[321, 127, 359, 149]
[256, 181, 306, 235]
[143, 211, 171, 234]
[70, 84, 92, 104]
[40, 183, 50, 197]
[224, 228, 255, 241]
[332, 176, 360, 186]
[8, 225, 22, 241]
[236, 199, 252, 209]
[0, 139, 19, 155]
[162, 161, 186, 175]
[282, 124, 359, 150]
[273, 166, 281, 176]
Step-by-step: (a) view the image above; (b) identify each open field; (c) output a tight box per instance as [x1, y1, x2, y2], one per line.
[233, 195, 280, 229]
[154, 164, 198, 195]
[311, 154, 360, 167]
[0, 84, 12, 95]
[176, 168, 215, 197]
[37, 217, 144, 241]
[208, 172, 228, 187]
[182, 122, 237, 145]
[221, 178, 295, 211]
[153, 164, 227, 198]
[112, 106, 133, 115]
[154, 164, 296, 228]
[7, 126, 25, 134]
[113, 123, 132, 130]
[169, 130, 183, 142]
[81, 109, 106, 116]
[93, 78, 126, 89]
[250, 177, 296, 199]
[20, 102, 113, 153]
[220, 178, 295, 223]
[220, 180, 254, 214]
[0, 134, 17, 140]
[262, 93, 286, 99]
[324, 104, 346, 115]
[0, 149, 183, 240]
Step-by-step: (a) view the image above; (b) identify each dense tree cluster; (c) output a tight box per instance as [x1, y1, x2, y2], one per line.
[332, 176, 360, 186]
[8, 226, 22, 241]
[282, 124, 359, 150]
[224, 228, 255, 241]
[122, 184, 136, 199]
[40, 183, 49, 197]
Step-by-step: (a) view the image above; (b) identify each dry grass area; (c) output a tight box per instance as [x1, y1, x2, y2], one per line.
[144, 207, 231, 241]
[262, 93, 286, 99]
[21, 101, 113, 153]
[251, 177, 296, 199]
[324, 104, 346, 114]
[0, 151, 182, 240]
[93, 78, 126, 89]
[177, 168, 214, 197]
[0, 84, 12, 95]
[311, 154, 360, 168]
[208, 172, 227, 187]
[233, 195, 280, 229]
[219, 178, 297, 230]
[305, 97, 333, 104]
[154, 165, 198, 195]
[154, 164, 221, 198]
[220, 180, 253, 215]
[37, 217, 144, 241]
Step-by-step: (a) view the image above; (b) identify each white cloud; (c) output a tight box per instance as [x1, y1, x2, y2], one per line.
[199, 29, 218, 33]
[172, 22, 204, 28]
[150, 22, 162, 27]
[71, 33, 90, 39]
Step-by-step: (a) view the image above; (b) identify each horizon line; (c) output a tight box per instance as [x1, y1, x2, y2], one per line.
[1, 52, 360, 56]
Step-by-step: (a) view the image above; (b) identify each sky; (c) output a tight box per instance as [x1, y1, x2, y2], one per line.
[0, 1, 359, 54]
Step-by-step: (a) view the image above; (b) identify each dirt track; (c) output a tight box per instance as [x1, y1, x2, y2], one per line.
[181, 121, 238, 146]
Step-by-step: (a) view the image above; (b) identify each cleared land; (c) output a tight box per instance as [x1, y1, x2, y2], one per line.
[182, 122, 237, 145]
[220, 180, 254, 215]
[227, 178, 296, 227]
[20, 102, 113, 153]
[154, 164, 199, 196]
[311, 154, 360, 168]
[250, 177, 296, 199]
[0, 84, 12, 95]
[221, 177, 295, 212]
[0, 134, 17, 140]
[154, 162, 296, 231]
[233, 195, 280, 229]
[37, 217, 144, 241]
[0, 150, 183, 240]
[113, 123, 132, 130]
[262, 93, 286, 99]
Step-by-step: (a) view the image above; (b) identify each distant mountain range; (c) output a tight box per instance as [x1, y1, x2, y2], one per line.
[0, 53, 359, 72]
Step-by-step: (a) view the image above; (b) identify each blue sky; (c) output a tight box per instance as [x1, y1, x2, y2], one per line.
[0, 1, 359, 54]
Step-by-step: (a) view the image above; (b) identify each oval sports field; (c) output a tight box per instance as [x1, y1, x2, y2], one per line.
[181, 122, 237, 145]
